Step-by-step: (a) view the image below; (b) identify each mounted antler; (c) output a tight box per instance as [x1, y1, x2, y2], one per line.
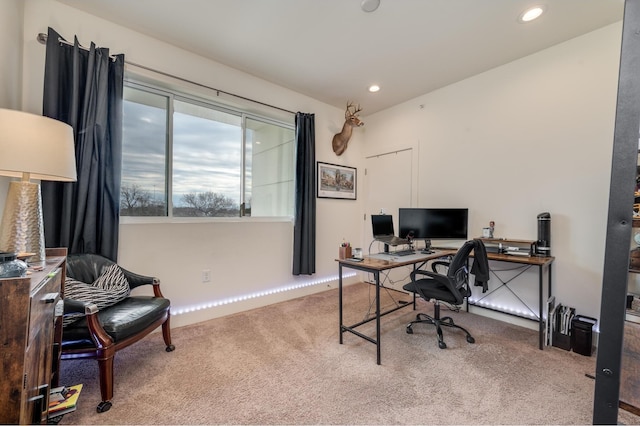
[332, 101, 364, 156]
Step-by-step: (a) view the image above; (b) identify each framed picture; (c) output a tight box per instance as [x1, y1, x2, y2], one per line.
[317, 162, 357, 200]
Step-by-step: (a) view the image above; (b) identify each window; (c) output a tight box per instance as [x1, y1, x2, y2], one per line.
[172, 99, 242, 217]
[121, 86, 168, 216]
[245, 117, 295, 217]
[121, 82, 295, 218]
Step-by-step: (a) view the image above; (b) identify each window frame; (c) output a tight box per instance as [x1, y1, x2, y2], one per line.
[120, 77, 296, 224]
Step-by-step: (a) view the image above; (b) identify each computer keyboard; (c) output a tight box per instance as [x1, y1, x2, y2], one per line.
[389, 249, 415, 256]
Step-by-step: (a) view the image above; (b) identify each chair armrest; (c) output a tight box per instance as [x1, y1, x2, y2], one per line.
[63, 299, 113, 349]
[63, 298, 98, 316]
[119, 266, 167, 298]
[431, 260, 451, 273]
[410, 269, 451, 287]
[84, 309, 114, 350]
[118, 266, 156, 289]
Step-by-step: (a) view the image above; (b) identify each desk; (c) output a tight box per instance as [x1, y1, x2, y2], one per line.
[468, 252, 555, 350]
[338, 249, 555, 364]
[337, 251, 451, 365]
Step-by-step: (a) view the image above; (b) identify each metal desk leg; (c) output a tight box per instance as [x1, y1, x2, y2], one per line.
[375, 270, 381, 365]
[548, 263, 553, 304]
[546, 263, 553, 348]
[538, 264, 544, 350]
[537, 262, 553, 350]
[339, 264, 344, 344]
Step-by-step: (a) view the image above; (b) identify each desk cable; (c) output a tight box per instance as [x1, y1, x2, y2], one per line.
[361, 265, 420, 322]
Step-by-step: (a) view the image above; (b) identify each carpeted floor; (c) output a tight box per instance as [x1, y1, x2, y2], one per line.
[57, 282, 620, 424]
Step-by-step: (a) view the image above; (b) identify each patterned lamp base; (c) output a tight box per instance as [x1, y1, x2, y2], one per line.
[0, 181, 45, 262]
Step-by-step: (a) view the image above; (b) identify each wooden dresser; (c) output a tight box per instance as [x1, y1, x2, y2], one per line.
[0, 248, 66, 424]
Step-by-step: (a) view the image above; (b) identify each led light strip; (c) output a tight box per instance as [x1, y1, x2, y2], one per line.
[172, 272, 357, 315]
[467, 298, 538, 320]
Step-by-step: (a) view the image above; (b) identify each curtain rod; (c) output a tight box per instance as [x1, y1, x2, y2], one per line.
[37, 32, 296, 115]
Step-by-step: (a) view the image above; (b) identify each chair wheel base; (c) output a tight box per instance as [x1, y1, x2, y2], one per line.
[97, 401, 112, 413]
[166, 344, 176, 352]
[406, 316, 475, 348]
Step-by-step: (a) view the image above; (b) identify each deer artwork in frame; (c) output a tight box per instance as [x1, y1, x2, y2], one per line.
[332, 101, 364, 156]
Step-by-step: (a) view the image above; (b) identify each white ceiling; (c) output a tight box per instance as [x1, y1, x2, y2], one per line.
[56, 0, 624, 115]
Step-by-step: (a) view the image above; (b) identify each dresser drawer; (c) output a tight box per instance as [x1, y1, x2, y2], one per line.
[28, 269, 61, 343]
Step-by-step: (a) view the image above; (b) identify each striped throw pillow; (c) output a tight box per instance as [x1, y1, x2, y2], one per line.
[63, 264, 131, 327]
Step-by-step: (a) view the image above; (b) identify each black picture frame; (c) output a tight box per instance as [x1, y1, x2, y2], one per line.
[317, 162, 357, 200]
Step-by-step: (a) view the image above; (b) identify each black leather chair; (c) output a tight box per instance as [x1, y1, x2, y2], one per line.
[61, 254, 174, 413]
[402, 239, 489, 349]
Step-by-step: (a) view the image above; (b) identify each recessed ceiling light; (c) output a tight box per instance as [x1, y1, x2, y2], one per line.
[361, 0, 380, 13]
[518, 5, 545, 23]
[368, 85, 380, 93]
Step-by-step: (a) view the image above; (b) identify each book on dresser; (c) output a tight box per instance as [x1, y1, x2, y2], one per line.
[48, 384, 83, 416]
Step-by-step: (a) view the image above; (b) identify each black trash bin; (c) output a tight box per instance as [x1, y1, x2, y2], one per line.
[571, 315, 597, 356]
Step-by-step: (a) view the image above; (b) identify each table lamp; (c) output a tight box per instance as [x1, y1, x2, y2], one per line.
[0, 109, 76, 262]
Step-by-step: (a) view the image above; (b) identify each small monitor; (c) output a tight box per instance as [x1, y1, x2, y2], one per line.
[371, 214, 395, 237]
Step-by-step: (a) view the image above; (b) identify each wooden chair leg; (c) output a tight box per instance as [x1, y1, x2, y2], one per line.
[96, 353, 114, 412]
[162, 315, 175, 352]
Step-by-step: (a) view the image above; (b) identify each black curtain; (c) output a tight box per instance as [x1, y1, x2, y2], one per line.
[41, 27, 124, 261]
[292, 113, 316, 275]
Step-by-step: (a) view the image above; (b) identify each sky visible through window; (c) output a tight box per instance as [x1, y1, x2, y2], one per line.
[122, 101, 166, 204]
[173, 110, 242, 206]
[122, 100, 242, 207]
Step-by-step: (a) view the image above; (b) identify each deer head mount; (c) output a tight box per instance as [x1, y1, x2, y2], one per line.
[332, 101, 364, 156]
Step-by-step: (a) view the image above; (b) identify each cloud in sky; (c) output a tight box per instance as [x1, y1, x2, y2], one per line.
[122, 101, 244, 206]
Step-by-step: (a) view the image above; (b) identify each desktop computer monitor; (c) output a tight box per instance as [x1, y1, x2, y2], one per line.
[399, 208, 469, 242]
[398, 208, 428, 240]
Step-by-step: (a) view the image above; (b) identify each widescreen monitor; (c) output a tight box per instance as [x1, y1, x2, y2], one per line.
[399, 208, 469, 240]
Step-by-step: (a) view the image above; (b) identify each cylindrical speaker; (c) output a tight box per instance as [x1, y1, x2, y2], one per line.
[536, 212, 551, 256]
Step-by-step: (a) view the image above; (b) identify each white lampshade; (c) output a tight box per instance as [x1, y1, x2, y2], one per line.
[0, 109, 76, 263]
[0, 109, 76, 182]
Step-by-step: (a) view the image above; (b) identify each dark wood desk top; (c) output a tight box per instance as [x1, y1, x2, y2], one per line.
[485, 252, 554, 266]
[336, 250, 453, 271]
[336, 249, 554, 271]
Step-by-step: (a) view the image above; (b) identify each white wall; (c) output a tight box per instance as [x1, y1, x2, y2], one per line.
[0, 0, 24, 217]
[14, 0, 623, 329]
[20, 0, 366, 328]
[0, 0, 22, 109]
[364, 23, 622, 324]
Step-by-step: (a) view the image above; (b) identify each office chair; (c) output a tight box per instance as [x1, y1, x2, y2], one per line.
[402, 239, 489, 349]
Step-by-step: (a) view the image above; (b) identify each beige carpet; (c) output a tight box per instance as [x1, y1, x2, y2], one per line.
[57, 282, 611, 425]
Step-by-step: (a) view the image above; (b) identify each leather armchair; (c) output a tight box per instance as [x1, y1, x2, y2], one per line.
[61, 254, 174, 413]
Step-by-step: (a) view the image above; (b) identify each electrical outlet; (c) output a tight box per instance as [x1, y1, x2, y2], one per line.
[202, 269, 211, 283]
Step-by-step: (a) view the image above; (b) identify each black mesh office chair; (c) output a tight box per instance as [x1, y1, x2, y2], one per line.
[402, 239, 489, 349]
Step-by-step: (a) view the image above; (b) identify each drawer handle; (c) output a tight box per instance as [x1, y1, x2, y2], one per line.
[42, 292, 59, 304]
